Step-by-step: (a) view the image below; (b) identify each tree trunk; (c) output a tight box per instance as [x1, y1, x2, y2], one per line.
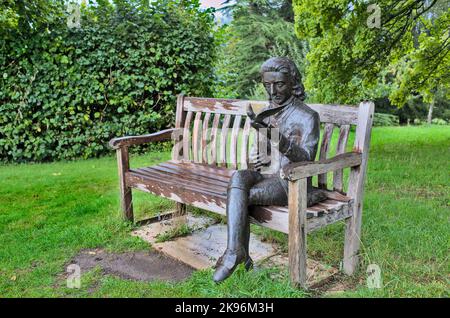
[427, 100, 434, 125]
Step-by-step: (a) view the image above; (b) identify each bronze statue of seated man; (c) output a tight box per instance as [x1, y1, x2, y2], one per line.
[213, 57, 326, 282]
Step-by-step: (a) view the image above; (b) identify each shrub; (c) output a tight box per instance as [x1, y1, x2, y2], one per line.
[0, 0, 217, 162]
[431, 118, 448, 125]
[373, 113, 400, 126]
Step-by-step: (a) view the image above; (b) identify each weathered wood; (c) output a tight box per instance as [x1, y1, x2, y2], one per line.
[155, 163, 230, 184]
[318, 123, 335, 189]
[184, 97, 267, 116]
[173, 202, 188, 228]
[192, 112, 202, 163]
[172, 94, 186, 160]
[307, 200, 353, 232]
[135, 211, 175, 227]
[323, 190, 351, 202]
[333, 125, 350, 193]
[183, 97, 358, 125]
[307, 104, 359, 125]
[183, 111, 193, 160]
[343, 101, 374, 275]
[176, 203, 187, 214]
[127, 160, 353, 233]
[136, 166, 228, 190]
[117, 147, 133, 222]
[230, 115, 242, 169]
[169, 160, 235, 176]
[219, 114, 231, 167]
[240, 116, 251, 169]
[161, 162, 232, 182]
[132, 168, 227, 195]
[128, 171, 353, 234]
[126, 172, 227, 213]
[288, 178, 308, 288]
[209, 113, 221, 165]
[281, 152, 362, 181]
[109, 128, 179, 150]
[202, 112, 211, 164]
[252, 199, 353, 234]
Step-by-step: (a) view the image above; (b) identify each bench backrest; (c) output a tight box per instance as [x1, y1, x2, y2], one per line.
[172, 95, 374, 194]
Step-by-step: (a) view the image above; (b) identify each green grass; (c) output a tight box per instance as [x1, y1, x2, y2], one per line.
[0, 125, 449, 297]
[155, 223, 194, 243]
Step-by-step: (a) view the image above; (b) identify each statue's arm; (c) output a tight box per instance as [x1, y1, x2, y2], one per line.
[277, 113, 320, 163]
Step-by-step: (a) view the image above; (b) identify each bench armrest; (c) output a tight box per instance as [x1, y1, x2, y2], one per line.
[109, 128, 182, 149]
[280, 152, 362, 181]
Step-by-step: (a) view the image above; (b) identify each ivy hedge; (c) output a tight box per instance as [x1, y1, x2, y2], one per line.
[0, 1, 217, 162]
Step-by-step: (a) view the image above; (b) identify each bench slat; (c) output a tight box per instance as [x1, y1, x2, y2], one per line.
[130, 168, 226, 197]
[145, 164, 229, 188]
[333, 124, 350, 193]
[209, 113, 221, 165]
[202, 112, 211, 164]
[192, 112, 202, 163]
[159, 162, 231, 183]
[183, 111, 193, 160]
[240, 116, 251, 169]
[318, 123, 335, 189]
[170, 160, 235, 177]
[126, 172, 227, 213]
[183, 97, 359, 125]
[230, 115, 242, 170]
[219, 114, 231, 167]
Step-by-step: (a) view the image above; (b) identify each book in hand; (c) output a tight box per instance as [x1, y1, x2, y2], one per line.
[247, 103, 285, 124]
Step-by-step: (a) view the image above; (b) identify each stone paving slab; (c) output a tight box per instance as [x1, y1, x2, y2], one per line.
[132, 214, 338, 287]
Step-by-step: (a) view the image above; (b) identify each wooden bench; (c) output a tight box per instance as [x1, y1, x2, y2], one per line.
[109, 94, 374, 288]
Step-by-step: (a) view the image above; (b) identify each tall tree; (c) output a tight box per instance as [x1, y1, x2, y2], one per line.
[293, 0, 449, 107]
[0, 0, 65, 36]
[217, 0, 307, 98]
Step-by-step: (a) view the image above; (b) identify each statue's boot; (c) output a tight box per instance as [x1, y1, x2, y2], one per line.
[213, 186, 253, 283]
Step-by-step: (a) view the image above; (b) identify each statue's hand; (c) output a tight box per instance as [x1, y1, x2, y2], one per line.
[249, 152, 271, 171]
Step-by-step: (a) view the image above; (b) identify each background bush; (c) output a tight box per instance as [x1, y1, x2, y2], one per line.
[373, 113, 399, 127]
[0, 0, 217, 163]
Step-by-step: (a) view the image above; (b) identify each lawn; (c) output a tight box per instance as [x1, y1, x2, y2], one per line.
[0, 125, 449, 297]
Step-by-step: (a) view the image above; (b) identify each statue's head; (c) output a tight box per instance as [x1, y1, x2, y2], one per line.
[260, 57, 306, 104]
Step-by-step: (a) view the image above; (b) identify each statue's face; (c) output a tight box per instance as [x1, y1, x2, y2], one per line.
[262, 71, 293, 105]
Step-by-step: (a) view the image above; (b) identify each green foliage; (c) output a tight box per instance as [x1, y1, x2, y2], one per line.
[293, 0, 450, 106]
[431, 118, 448, 125]
[0, 0, 65, 35]
[414, 117, 448, 125]
[373, 113, 399, 126]
[375, 89, 450, 124]
[216, 0, 307, 98]
[0, 0, 217, 162]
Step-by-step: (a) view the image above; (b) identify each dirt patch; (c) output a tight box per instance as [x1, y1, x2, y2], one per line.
[70, 248, 194, 282]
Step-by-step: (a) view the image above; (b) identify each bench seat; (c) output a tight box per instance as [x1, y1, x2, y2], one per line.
[126, 160, 353, 234]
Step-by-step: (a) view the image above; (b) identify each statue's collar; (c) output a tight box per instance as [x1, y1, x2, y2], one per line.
[270, 96, 295, 109]
[269, 96, 295, 120]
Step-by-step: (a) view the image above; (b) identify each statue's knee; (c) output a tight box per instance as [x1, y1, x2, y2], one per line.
[229, 170, 259, 189]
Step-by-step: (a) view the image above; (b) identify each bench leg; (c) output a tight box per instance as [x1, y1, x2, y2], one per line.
[172, 202, 187, 228]
[343, 202, 362, 275]
[288, 178, 308, 289]
[117, 147, 133, 222]
[343, 165, 365, 275]
[176, 202, 187, 215]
